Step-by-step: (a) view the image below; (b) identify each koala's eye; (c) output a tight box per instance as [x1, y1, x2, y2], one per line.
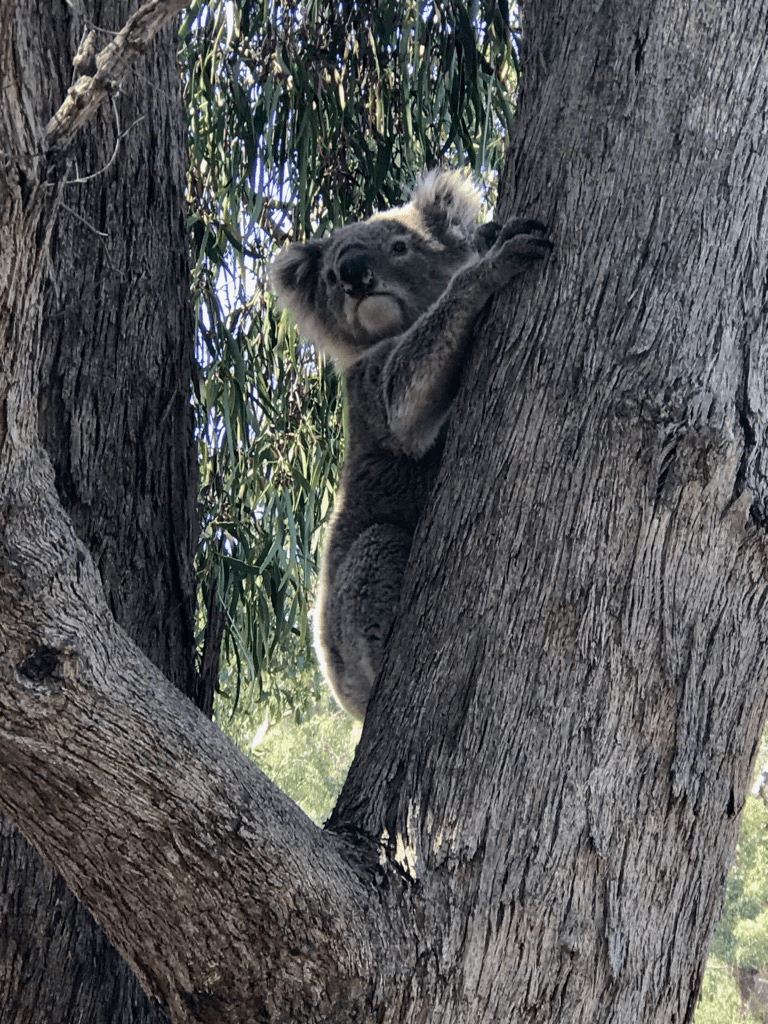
[392, 239, 408, 255]
[327, 268, 338, 285]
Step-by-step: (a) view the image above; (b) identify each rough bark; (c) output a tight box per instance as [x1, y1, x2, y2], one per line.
[0, 542, 402, 1023]
[333, 1, 768, 1020]
[36, 0, 198, 700]
[1, 1, 768, 1024]
[0, 3, 199, 1022]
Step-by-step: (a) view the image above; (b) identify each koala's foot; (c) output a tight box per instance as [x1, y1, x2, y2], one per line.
[316, 524, 412, 719]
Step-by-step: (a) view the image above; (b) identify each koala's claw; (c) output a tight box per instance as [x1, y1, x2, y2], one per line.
[519, 236, 554, 258]
[489, 220, 553, 269]
[499, 218, 549, 239]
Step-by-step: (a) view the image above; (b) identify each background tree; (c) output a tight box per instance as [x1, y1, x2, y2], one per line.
[2, 2, 768, 1024]
[0, 2, 195, 1021]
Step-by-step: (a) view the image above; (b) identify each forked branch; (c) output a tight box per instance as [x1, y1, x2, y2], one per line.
[43, 0, 188, 152]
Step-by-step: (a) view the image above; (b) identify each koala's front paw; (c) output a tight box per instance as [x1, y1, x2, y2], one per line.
[495, 219, 552, 254]
[487, 219, 553, 279]
[476, 220, 503, 253]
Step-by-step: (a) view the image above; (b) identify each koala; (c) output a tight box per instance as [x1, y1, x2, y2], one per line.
[272, 169, 551, 719]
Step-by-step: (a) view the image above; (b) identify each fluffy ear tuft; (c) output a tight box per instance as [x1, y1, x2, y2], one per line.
[410, 168, 483, 245]
[270, 240, 327, 314]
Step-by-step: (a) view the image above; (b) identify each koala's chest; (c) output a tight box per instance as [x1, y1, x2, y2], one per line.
[338, 349, 446, 535]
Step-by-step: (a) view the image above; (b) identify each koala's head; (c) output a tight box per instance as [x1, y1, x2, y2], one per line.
[271, 170, 485, 367]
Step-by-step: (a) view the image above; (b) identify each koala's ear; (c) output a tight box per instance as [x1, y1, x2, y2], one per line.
[410, 169, 482, 246]
[271, 239, 328, 312]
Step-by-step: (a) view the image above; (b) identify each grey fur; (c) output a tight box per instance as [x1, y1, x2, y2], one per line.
[272, 170, 551, 718]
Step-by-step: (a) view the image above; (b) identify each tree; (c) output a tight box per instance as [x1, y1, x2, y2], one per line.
[0, 2, 196, 1022]
[2, 2, 768, 1024]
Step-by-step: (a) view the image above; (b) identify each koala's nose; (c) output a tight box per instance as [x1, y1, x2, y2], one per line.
[338, 254, 374, 297]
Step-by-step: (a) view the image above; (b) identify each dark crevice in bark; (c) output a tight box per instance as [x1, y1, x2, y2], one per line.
[735, 342, 763, 528]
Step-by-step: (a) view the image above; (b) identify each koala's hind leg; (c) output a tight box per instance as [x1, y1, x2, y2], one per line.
[316, 524, 412, 719]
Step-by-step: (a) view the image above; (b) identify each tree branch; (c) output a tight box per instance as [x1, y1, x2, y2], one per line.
[0, 446, 407, 1023]
[43, 0, 189, 153]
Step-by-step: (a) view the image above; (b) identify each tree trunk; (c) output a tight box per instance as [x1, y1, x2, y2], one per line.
[1, 1, 768, 1024]
[0, 3, 198, 1022]
[334, 0, 768, 1018]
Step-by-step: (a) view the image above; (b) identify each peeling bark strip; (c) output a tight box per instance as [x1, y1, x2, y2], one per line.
[44, 0, 188, 151]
